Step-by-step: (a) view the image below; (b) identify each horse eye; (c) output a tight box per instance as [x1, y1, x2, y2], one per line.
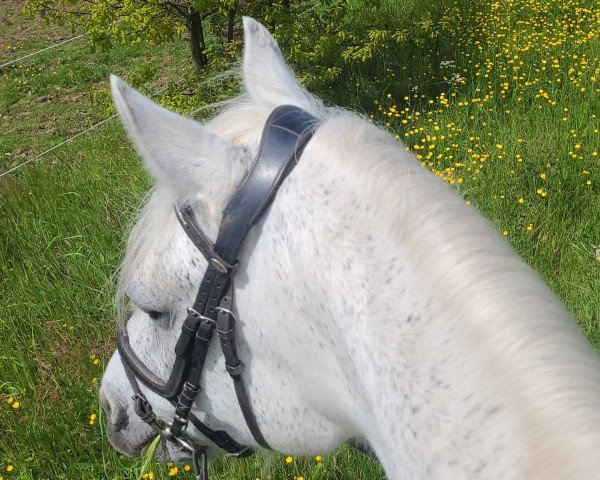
[142, 309, 162, 320]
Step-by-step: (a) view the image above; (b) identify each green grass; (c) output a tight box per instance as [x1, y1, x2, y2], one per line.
[1, 0, 599, 478]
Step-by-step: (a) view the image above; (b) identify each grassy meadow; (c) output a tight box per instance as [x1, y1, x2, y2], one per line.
[0, 0, 598, 478]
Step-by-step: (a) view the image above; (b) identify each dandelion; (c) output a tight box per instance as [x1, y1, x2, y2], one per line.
[502, 230, 509, 237]
[526, 224, 534, 232]
[168, 466, 178, 476]
[5, 465, 13, 473]
[518, 197, 525, 204]
[314, 454, 323, 462]
[89, 413, 97, 425]
[184, 465, 191, 472]
[142, 472, 155, 479]
[536, 188, 548, 197]
[6, 396, 13, 405]
[11, 402, 20, 410]
[285, 456, 294, 464]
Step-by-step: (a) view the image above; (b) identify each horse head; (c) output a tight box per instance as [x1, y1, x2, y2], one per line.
[100, 17, 600, 479]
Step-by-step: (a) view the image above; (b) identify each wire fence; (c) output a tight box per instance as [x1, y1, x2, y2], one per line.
[1, 80, 184, 179]
[0, 18, 234, 179]
[0, 19, 123, 70]
[0, 33, 88, 69]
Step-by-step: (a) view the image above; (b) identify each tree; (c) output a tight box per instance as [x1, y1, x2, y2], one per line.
[24, 0, 239, 71]
[25, 0, 425, 99]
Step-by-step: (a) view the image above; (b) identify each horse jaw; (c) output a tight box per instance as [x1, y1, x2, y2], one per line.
[110, 75, 251, 207]
[242, 17, 322, 113]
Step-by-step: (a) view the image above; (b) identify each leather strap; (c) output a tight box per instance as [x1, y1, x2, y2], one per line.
[216, 286, 270, 449]
[216, 105, 317, 264]
[173, 105, 318, 450]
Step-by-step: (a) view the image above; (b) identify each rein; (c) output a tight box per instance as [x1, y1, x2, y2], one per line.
[117, 105, 318, 479]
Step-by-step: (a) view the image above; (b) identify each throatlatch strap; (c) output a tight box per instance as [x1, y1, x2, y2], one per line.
[217, 286, 271, 450]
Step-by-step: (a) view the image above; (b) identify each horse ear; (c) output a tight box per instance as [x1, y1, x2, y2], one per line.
[110, 75, 245, 196]
[242, 17, 316, 110]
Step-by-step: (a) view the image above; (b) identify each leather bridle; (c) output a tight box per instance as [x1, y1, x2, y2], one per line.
[116, 105, 319, 480]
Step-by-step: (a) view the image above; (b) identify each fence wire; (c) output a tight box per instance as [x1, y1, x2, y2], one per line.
[0, 33, 88, 69]
[1, 81, 183, 178]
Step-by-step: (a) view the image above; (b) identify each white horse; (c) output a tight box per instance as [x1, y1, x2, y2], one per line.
[100, 17, 600, 479]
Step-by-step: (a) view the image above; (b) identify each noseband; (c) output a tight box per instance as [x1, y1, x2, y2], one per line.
[117, 105, 318, 479]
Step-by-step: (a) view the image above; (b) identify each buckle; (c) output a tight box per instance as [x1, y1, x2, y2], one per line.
[187, 308, 216, 326]
[209, 258, 228, 274]
[226, 446, 255, 458]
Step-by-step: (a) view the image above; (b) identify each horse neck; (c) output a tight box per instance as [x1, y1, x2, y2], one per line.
[286, 114, 600, 478]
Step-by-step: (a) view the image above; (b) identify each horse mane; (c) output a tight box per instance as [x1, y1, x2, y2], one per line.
[310, 113, 600, 467]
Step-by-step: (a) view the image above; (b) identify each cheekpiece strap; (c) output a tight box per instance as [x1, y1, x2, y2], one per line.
[173, 105, 318, 452]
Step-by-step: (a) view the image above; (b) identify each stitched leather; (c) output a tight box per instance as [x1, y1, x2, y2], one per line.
[216, 105, 317, 263]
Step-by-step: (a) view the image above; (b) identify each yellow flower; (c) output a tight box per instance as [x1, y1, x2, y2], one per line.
[518, 197, 525, 204]
[5, 465, 13, 473]
[168, 466, 178, 476]
[89, 413, 96, 425]
[585, 180, 592, 186]
[294, 477, 305, 480]
[502, 230, 509, 237]
[540, 172, 547, 180]
[142, 472, 155, 480]
[6, 397, 13, 405]
[526, 224, 534, 232]
[314, 454, 323, 462]
[495, 144, 503, 149]
[11, 402, 20, 410]
[93, 358, 100, 365]
[536, 188, 548, 197]
[285, 456, 294, 464]
[184, 465, 191, 472]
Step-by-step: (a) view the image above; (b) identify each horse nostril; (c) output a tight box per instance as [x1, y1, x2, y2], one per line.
[100, 388, 131, 432]
[115, 408, 130, 432]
